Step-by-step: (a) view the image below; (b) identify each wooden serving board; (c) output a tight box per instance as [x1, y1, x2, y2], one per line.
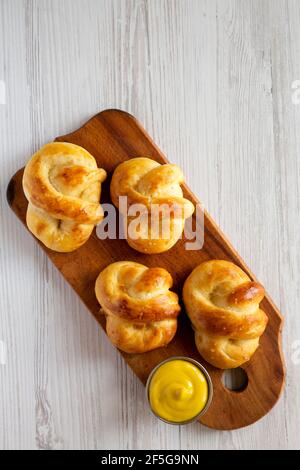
[7, 109, 285, 430]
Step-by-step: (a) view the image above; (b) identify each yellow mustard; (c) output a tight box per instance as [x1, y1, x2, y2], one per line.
[149, 359, 208, 423]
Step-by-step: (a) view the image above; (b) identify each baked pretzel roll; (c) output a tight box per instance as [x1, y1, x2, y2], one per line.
[22, 142, 107, 252]
[183, 260, 268, 369]
[110, 158, 194, 254]
[95, 261, 180, 353]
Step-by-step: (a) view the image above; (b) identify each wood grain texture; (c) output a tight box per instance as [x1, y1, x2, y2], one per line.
[7, 108, 285, 430]
[0, 0, 299, 449]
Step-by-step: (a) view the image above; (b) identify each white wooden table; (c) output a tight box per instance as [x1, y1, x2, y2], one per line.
[1, 0, 299, 450]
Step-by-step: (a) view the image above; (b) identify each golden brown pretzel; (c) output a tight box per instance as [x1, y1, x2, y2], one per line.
[110, 157, 194, 253]
[22, 142, 107, 252]
[183, 260, 268, 369]
[95, 261, 180, 353]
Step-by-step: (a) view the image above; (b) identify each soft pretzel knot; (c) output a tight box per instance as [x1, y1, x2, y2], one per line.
[95, 261, 181, 353]
[110, 157, 195, 253]
[22, 142, 107, 252]
[183, 260, 268, 369]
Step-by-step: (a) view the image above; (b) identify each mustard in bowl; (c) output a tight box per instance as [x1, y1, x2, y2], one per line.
[146, 356, 213, 425]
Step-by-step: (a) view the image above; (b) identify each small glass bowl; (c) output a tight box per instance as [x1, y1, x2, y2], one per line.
[145, 356, 213, 425]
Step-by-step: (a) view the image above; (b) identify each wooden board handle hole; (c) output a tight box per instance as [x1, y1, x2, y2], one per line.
[222, 368, 248, 392]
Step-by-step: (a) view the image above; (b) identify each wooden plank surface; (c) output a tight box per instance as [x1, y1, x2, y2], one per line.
[0, 0, 299, 449]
